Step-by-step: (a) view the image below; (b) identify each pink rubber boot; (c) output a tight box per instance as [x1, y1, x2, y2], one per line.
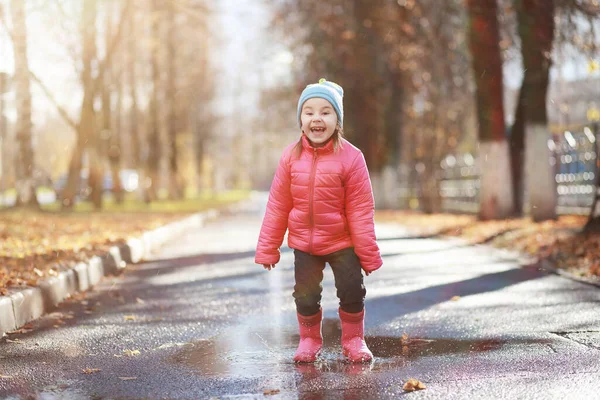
[339, 308, 373, 363]
[293, 309, 323, 363]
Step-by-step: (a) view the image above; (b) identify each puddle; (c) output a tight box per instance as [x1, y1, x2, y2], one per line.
[169, 318, 550, 377]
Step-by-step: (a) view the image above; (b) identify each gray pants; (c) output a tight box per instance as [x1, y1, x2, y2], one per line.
[293, 247, 366, 316]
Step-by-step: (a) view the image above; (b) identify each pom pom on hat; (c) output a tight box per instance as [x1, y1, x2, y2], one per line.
[297, 78, 344, 127]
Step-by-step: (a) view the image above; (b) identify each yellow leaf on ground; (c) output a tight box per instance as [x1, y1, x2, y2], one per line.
[403, 378, 426, 392]
[124, 315, 136, 321]
[123, 349, 141, 356]
[82, 368, 101, 374]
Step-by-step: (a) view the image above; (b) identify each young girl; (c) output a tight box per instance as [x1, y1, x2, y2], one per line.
[255, 78, 382, 363]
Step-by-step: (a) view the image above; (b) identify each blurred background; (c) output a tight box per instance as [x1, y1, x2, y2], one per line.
[0, 0, 598, 220]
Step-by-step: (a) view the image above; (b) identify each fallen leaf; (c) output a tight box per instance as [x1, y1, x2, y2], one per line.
[119, 377, 137, 381]
[401, 333, 409, 343]
[82, 368, 101, 374]
[123, 315, 136, 321]
[451, 296, 461, 301]
[263, 389, 280, 395]
[123, 349, 141, 356]
[403, 378, 426, 392]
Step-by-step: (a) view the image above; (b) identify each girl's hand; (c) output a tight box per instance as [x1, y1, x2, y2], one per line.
[263, 264, 276, 271]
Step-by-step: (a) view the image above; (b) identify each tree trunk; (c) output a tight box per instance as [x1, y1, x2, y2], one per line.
[509, 76, 527, 216]
[584, 123, 600, 231]
[344, 0, 386, 175]
[0, 72, 9, 202]
[378, 73, 403, 209]
[10, 0, 38, 208]
[516, 0, 557, 221]
[166, 0, 183, 200]
[62, 0, 98, 210]
[103, 3, 124, 205]
[146, 0, 161, 202]
[466, 0, 514, 219]
[110, 57, 124, 204]
[127, 4, 147, 203]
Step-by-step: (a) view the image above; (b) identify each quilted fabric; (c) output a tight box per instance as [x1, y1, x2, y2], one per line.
[255, 135, 382, 273]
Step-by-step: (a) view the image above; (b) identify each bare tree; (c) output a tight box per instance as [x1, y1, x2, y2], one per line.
[37, 1, 132, 210]
[9, 0, 38, 208]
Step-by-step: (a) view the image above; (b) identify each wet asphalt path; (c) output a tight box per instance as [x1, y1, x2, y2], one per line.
[1, 196, 600, 399]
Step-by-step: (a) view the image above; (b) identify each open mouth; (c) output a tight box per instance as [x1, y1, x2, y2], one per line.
[311, 127, 326, 133]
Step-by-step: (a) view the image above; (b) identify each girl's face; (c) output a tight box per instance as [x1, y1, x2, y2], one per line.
[300, 98, 338, 147]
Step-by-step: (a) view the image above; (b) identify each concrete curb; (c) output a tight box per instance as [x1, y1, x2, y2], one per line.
[0, 208, 221, 337]
[540, 259, 600, 289]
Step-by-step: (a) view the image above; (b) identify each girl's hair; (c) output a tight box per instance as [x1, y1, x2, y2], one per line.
[293, 122, 344, 158]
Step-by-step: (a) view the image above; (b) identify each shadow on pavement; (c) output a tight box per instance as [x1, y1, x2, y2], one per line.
[366, 264, 547, 325]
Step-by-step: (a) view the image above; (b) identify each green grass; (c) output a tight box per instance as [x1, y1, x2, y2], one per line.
[38, 190, 251, 214]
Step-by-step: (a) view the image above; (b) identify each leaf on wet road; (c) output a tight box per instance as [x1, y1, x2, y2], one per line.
[123, 349, 141, 356]
[119, 376, 137, 380]
[82, 368, 101, 374]
[403, 378, 426, 392]
[263, 389, 280, 395]
[123, 315, 136, 321]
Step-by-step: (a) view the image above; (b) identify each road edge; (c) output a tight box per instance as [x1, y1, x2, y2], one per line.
[0, 208, 220, 337]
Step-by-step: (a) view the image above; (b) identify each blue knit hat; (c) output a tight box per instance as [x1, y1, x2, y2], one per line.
[297, 78, 344, 128]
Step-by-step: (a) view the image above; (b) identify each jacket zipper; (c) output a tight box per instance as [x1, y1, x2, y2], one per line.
[308, 148, 318, 253]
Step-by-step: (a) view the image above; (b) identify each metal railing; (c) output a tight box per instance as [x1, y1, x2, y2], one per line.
[398, 125, 599, 215]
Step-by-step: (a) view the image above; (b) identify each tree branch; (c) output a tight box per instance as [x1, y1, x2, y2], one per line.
[0, 3, 14, 42]
[29, 70, 78, 131]
[92, 1, 132, 96]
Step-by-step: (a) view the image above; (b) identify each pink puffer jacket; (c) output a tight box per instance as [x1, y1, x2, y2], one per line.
[255, 135, 382, 273]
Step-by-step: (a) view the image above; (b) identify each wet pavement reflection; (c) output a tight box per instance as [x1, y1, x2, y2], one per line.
[169, 316, 551, 378]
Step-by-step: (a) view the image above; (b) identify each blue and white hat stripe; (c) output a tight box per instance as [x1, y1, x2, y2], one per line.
[297, 78, 344, 128]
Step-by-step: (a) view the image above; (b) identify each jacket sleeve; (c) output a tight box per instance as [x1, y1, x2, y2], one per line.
[255, 150, 293, 265]
[344, 152, 383, 273]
